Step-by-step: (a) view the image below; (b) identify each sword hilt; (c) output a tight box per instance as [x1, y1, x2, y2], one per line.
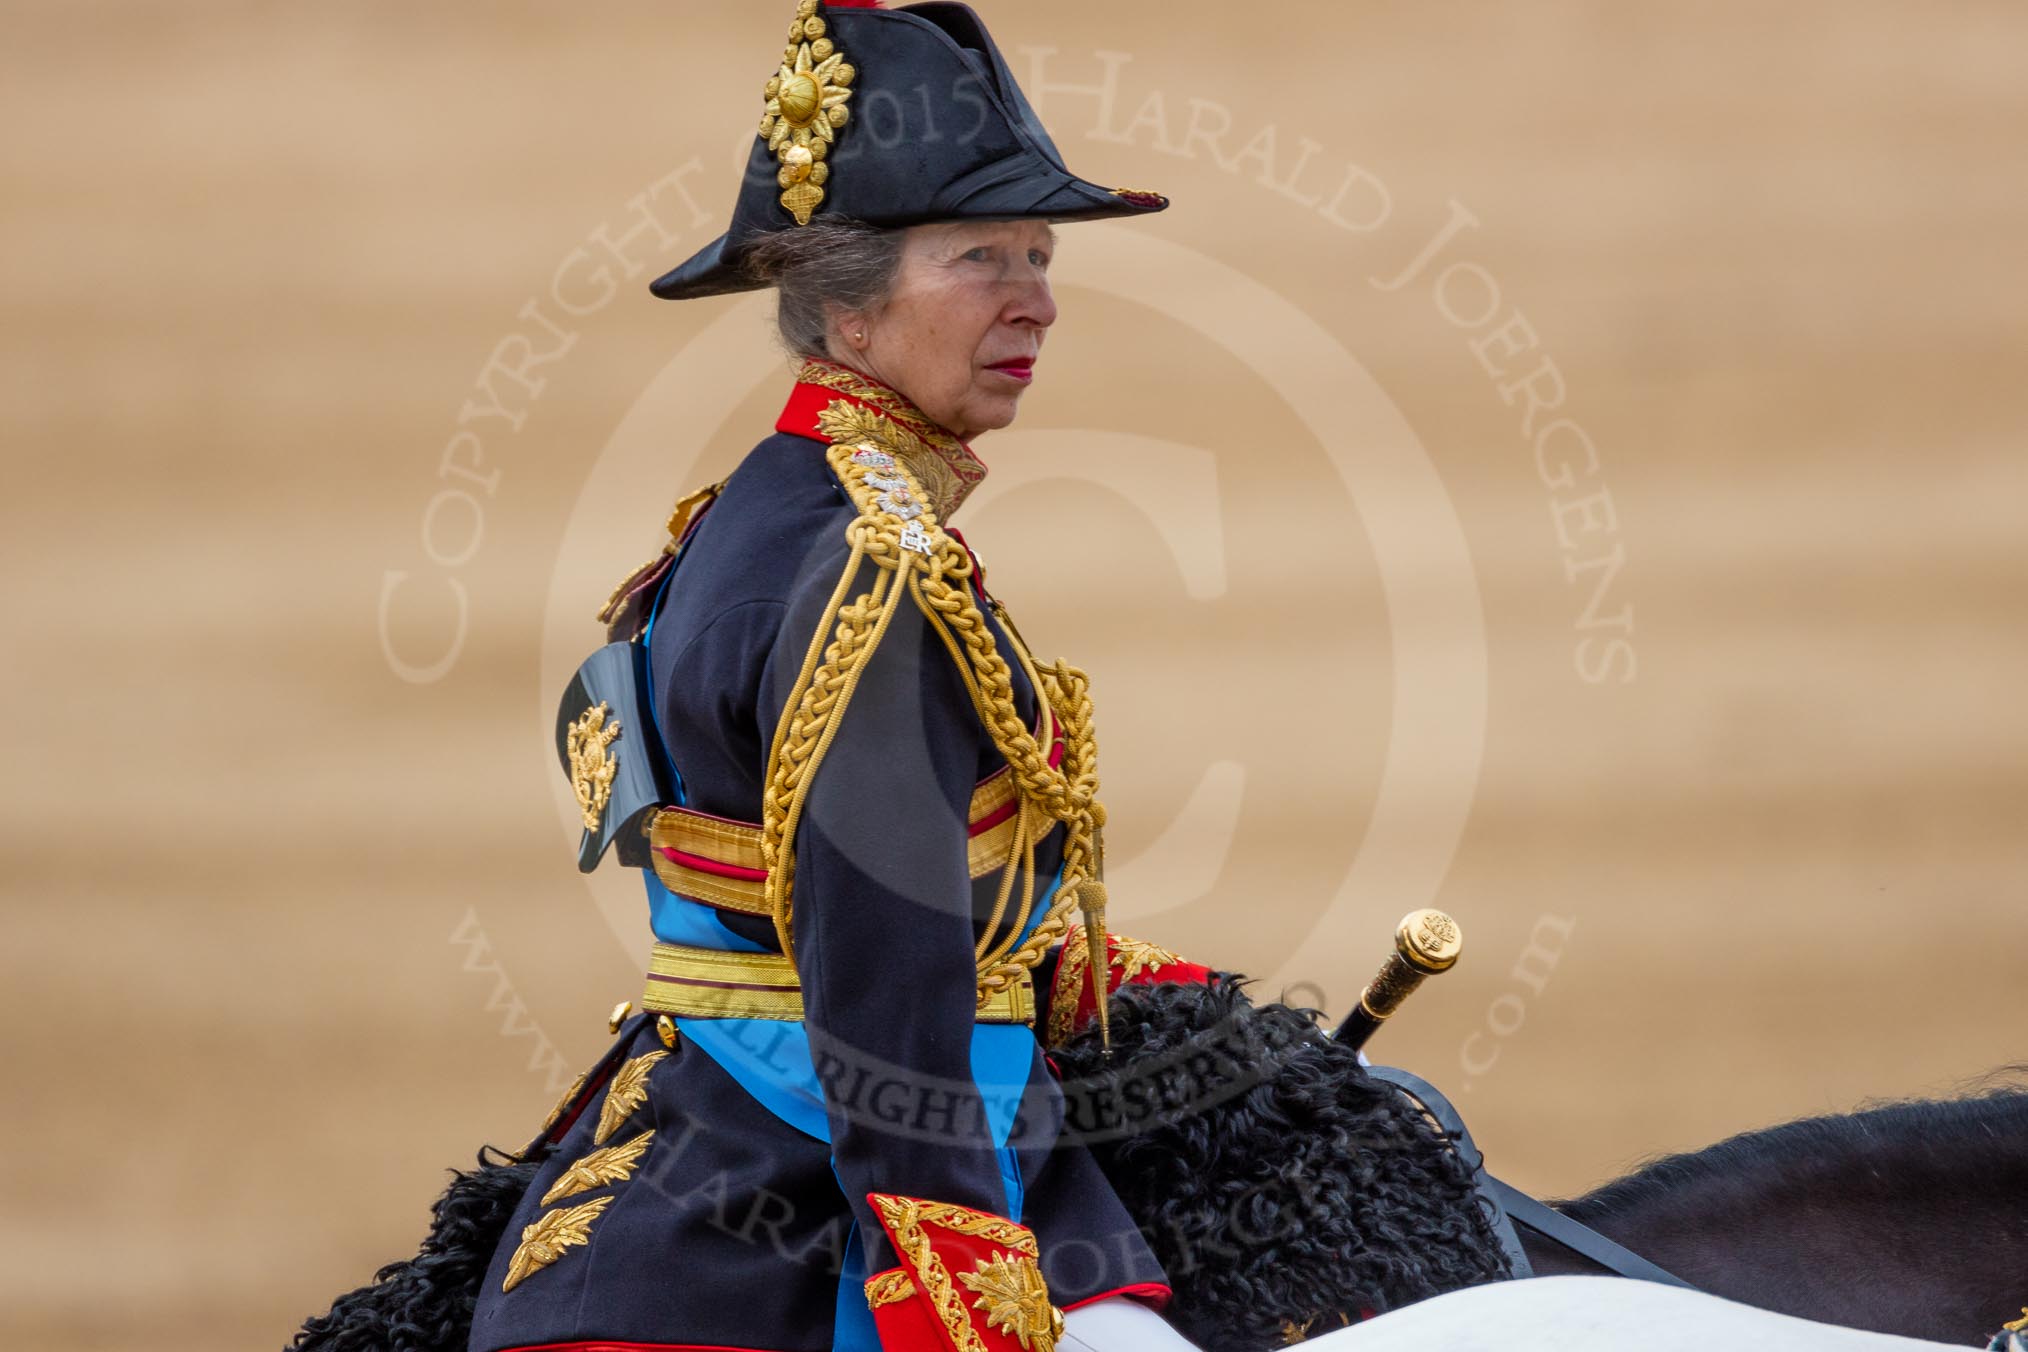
[1332, 909, 1463, 1049]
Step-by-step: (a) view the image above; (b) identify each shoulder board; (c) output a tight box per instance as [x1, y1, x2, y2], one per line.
[814, 401, 949, 564]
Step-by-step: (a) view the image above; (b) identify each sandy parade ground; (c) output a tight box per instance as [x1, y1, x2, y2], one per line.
[2, 3, 2024, 1347]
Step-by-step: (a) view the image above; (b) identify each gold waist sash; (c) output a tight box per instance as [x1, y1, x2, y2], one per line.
[642, 942, 1035, 1025]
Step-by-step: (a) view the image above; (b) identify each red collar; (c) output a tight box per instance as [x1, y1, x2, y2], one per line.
[774, 357, 989, 520]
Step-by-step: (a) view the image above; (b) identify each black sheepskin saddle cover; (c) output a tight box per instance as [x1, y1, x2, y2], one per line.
[290, 977, 1508, 1351]
[290, 1145, 541, 1352]
[1050, 975, 1513, 1349]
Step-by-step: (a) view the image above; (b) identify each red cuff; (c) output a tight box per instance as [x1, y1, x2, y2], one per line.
[862, 1195, 1064, 1352]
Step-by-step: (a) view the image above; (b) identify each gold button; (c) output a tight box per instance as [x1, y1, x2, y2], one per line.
[608, 1000, 633, 1034]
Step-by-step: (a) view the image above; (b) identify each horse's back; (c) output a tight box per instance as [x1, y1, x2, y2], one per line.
[1287, 1277, 1976, 1352]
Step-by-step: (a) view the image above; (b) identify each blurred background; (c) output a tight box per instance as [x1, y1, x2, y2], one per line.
[4, 2, 2024, 1347]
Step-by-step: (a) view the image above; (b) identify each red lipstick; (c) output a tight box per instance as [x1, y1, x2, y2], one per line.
[986, 356, 1035, 385]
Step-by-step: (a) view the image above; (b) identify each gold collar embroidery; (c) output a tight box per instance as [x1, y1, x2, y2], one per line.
[795, 357, 988, 520]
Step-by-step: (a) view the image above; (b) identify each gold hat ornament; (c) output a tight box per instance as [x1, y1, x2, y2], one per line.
[759, 0, 860, 224]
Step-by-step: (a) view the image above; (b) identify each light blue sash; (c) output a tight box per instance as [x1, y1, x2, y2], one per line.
[641, 868, 1059, 1352]
[636, 542, 1053, 1349]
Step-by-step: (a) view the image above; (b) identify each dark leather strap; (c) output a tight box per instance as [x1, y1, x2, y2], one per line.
[1366, 1065, 1694, 1290]
[1481, 1175, 1696, 1290]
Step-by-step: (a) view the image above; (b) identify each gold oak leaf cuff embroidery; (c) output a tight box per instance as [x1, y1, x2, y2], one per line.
[864, 1269, 915, 1309]
[959, 1252, 1063, 1352]
[539, 1129, 654, 1206]
[502, 1196, 612, 1293]
[869, 1195, 1053, 1352]
[594, 1050, 666, 1144]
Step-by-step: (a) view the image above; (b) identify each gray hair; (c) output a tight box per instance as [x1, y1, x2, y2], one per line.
[743, 218, 907, 361]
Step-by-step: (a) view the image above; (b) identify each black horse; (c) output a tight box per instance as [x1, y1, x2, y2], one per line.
[1058, 985, 2028, 1349]
[294, 977, 1520, 1352]
[292, 975, 2023, 1352]
[1524, 1077, 2028, 1348]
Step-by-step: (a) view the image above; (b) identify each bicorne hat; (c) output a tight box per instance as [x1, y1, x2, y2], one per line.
[649, 0, 1169, 300]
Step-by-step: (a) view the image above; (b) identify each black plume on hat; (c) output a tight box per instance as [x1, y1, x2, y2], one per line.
[650, 0, 1168, 300]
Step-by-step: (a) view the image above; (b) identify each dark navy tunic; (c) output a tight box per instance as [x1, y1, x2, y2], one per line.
[468, 423, 1166, 1352]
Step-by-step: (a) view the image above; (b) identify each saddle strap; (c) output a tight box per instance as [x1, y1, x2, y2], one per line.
[1365, 1065, 1695, 1291]
[1481, 1175, 1696, 1291]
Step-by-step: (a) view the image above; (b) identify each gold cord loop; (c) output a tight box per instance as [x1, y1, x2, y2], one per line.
[759, 402, 1110, 1040]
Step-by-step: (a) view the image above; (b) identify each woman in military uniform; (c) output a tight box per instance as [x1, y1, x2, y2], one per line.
[281, 0, 1578, 1343]
[480, 2, 1196, 1347]
[290, 6, 2009, 1351]
[293, 1, 1530, 1347]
